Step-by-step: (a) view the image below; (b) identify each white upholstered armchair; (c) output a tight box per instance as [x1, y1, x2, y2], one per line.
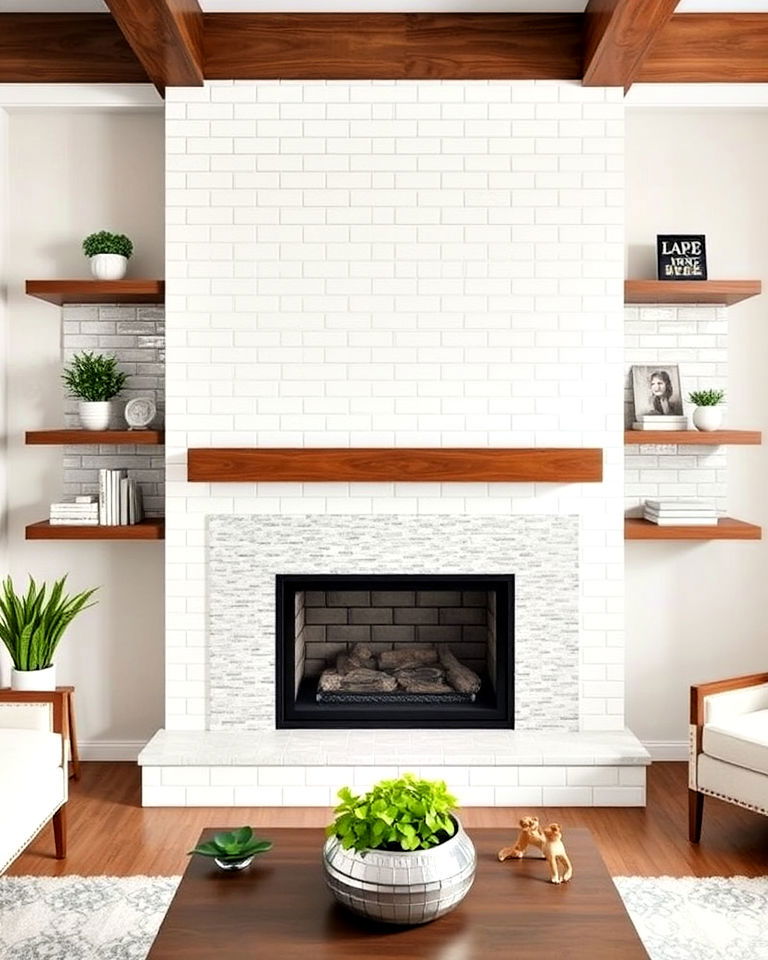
[689, 672, 768, 842]
[0, 690, 68, 873]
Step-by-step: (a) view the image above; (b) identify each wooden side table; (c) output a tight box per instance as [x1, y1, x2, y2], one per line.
[57, 686, 80, 780]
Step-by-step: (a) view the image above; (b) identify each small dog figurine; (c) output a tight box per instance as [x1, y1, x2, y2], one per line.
[497, 815, 546, 861]
[542, 822, 573, 884]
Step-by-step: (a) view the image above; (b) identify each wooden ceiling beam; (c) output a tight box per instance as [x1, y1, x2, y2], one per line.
[105, 0, 204, 93]
[203, 13, 583, 81]
[638, 14, 768, 83]
[583, 0, 680, 88]
[0, 14, 147, 83]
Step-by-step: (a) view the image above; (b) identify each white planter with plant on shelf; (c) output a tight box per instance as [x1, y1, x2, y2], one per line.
[82, 230, 133, 281]
[1, 575, 97, 691]
[689, 388, 725, 432]
[62, 351, 129, 432]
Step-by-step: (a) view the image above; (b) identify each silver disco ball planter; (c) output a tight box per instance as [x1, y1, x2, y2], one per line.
[323, 818, 476, 925]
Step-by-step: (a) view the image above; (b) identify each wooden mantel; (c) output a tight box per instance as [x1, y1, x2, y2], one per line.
[187, 447, 603, 484]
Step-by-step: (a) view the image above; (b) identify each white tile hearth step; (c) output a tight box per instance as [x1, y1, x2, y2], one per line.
[139, 729, 649, 808]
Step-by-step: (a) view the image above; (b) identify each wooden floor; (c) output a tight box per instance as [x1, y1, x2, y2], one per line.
[9, 761, 768, 877]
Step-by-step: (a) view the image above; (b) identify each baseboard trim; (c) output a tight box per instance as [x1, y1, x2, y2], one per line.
[642, 740, 687, 761]
[79, 741, 145, 761]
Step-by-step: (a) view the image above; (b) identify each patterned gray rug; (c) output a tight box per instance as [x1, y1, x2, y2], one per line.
[1, 874, 767, 958]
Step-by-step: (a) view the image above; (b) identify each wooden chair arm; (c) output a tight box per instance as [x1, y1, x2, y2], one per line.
[690, 672, 768, 726]
[0, 689, 68, 738]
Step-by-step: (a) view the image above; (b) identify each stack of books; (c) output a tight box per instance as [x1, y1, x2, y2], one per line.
[49, 496, 99, 526]
[643, 498, 717, 526]
[631, 415, 688, 431]
[98, 469, 144, 526]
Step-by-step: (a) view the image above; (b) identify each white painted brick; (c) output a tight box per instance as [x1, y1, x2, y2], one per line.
[542, 787, 593, 805]
[161, 767, 210, 786]
[185, 786, 236, 806]
[593, 786, 646, 806]
[519, 767, 566, 786]
[257, 766, 307, 787]
[494, 787, 544, 805]
[566, 766, 619, 787]
[163, 79, 626, 762]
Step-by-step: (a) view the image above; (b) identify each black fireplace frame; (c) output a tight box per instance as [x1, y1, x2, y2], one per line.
[275, 573, 515, 729]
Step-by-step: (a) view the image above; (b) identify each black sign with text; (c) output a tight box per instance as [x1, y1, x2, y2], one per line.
[657, 234, 707, 280]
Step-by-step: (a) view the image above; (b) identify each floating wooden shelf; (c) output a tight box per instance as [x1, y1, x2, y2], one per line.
[187, 447, 604, 483]
[625, 430, 761, 445]
[26, 429, 164, 446]
[25, 519, 165, 541]
[25, 280, 165, 305]
[624, 280, 761, 306]
[625, 517, 762, 541]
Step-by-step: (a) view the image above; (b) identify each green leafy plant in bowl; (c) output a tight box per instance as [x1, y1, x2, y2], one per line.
[82, 231, 134, 259]
[327, 773, 458, 854]
[688, 389, 725, 406]
[189, 827, 273, 871]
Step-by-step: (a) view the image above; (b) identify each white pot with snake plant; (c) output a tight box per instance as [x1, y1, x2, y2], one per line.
[62, 351, 129, 431]
[0, 576, 97, 691]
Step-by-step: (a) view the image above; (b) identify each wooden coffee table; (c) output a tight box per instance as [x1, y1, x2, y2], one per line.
[147, 828, 647, 959]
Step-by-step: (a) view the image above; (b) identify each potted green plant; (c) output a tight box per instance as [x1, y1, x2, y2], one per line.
[82, 230, 134, 280]
[62, 351, 129, 431]
[323, 773, 476, 925]
[188, 827, 272, 871]
[688, 388, 725, 432]
[0, 576, 97, 691]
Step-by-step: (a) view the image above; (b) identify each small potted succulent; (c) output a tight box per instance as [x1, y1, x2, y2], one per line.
[189, 827, 272, 871]
[62, 351, 129, 431]
[0, 575, 97, 691]
[323, 773, 476, 925]
[82, 231, 134, 280]
[689, 388, 726, 432]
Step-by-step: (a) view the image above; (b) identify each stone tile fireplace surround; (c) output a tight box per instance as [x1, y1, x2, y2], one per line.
[139, 78, 649, 806]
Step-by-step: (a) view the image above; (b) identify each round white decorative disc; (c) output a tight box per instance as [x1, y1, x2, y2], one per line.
[124, 397, 157, 429]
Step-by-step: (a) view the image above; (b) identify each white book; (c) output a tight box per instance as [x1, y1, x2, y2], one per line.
[50, 504, 99, 514]
[645, 498, 715, 511]
[632, 422, 688, 431]
[49, 518, 100, 526]
[639, 414, 687, 422]
[120, 477, 129, 525]
[75, 495, 98, 504]
[99, 470, 107, 525]
[644, 516, 718, 526]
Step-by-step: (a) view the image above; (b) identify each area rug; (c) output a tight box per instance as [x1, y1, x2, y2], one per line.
[1, 874, 767, 959]
[0, 876, 180, 959]
[614, 876, 768, 960]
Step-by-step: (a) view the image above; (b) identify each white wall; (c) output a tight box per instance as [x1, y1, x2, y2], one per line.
[626, 109, 768, 753]
[0, 109, 8, 585]
[5, 110, 165, 754]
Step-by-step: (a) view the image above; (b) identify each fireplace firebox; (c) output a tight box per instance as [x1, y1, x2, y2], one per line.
[276, 574, 514, 729]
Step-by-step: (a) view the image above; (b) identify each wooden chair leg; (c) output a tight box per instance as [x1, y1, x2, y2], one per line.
[67, 691, 81, 781]
[53, 806, 67, 859]
[688, 789, 704, 843]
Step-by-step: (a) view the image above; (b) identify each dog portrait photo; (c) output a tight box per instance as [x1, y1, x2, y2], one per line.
[631, 365, 683, 419]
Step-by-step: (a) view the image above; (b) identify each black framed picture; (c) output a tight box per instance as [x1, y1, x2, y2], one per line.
[631, 365, 684, 419]
[657, 235, 707, 280]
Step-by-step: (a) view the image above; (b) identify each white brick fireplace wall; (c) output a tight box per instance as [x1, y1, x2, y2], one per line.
[141, 79, 648, 806]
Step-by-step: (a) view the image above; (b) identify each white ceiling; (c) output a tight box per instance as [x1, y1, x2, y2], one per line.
[1, 1, 767, 12]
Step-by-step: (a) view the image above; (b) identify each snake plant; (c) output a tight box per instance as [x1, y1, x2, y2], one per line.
[0, 575, 97, 671]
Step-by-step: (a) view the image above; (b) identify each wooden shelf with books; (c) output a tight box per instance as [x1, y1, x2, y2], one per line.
[625, 430, 761, 445]
[25, 519, 165, 541]
[625, 517, 762, 541]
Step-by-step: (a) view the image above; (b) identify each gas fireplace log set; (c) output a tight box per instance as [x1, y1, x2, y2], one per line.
[276, 574, 515, 729]
[316, 642, 482, 701]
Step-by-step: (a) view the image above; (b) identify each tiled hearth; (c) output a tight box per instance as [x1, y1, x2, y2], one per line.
[140, 729, 648, 807]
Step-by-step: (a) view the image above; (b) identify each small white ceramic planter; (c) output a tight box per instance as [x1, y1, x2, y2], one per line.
[12, 665, 56, 691]
[90, 253, 128, 281]
[693, 406, 723, 432]
[78, 401, 112, 431]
